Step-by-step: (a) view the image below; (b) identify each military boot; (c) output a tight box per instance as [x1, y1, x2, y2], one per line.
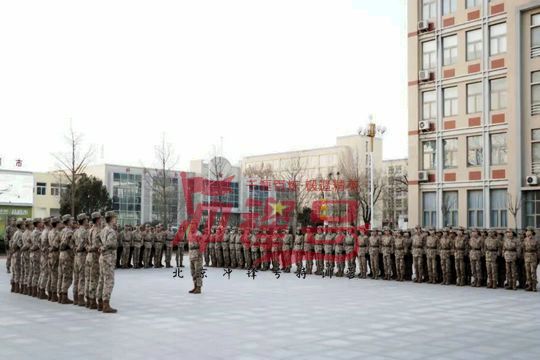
[188, 286, 196, 293]
[10, 283, 15, 293]
[102, 300, 117, 313]
[73, 294, 79, 306]
[97, 299, 103, 311]
[33, 287, 38, 297]
[39, 289, 47, 300]
[166, 261, 171, 268]
[193, 286, 201, 294]
[78, 296, 86, 307]
[52, 292, 59, 302]
[89, 298, 97, 309]
[47, 291, 52, 301]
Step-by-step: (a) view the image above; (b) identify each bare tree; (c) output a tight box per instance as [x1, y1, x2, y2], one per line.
[339, 150, 384, 227]
[244, 163, 274, 179]
[52, 122, 94, 217]
[507, 192, 522, 231]
[276, 157, 309, 230]
[207, 146, 233, 225]
[441, 194, 457, 228]
[383, 171, 408, 228]
[144, 133, 179, 228]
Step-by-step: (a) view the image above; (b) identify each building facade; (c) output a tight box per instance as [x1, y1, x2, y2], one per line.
[0, 169, 34, 240]
[382, 158, 409, 229]
[32, 172, 68, 218]
[409, 0, 540, 229]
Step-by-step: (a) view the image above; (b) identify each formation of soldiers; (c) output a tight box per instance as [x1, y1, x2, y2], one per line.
[192, 225, 539, 291]
[5, 211, 120, 313]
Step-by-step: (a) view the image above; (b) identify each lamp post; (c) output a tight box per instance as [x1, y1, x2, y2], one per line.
[360, 115, 386, 228]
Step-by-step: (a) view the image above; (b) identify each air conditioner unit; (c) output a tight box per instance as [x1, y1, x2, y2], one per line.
[419, 70, 432, 82]
[418, 20, 430, 32]
[419, 120, 431, 131]
[418, 171, 429, 182]
[526, 175, 539, 186]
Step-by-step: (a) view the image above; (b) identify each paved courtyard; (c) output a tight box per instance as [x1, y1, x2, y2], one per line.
[1, 258, 540, 360]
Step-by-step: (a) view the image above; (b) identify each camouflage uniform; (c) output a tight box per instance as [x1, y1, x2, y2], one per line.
[222, 228, 231, 268]
[5, 220, 16, 273]
[425, 230, 439, 284]
[165, 229, 174, 268]
[99, 212, 118, 312]
[9, 221, 24, 292]
[48, 220, 61, 301]
[242, 229, 252, 269]
[344, 229, 357, 276]
[484, 231, 500, 289]
[215, 228, 224, 268]
[259, 229, 270, 271]
[280, 229, 292, 273]
[143, 228, 153, 268]
[293, 230, 304, 272]
[234, 229, 244, 269]
[58, 215, 75, 303]
[73, 214, 89, 305]
[153, 227, 164, 268]
[358, 232, 369, 279]
[334, 230, 345, 277]
[523, 229, 538, 292]
[38, 219, 51, 298]
[121, 226, 133, 268]
[30, 220, 42, 297]
[393, 231, 406, 282]
[503, 230, 519, 290]
[381, 230, 394, 280]
[453, 228, 468, 286]
[132, 226, 143, 268]
[303, 229, 314, 274]
[270, 230, 282, 271]
[229, 228, 237, 268]
[208, 228, 216, 267]
[250, 229, 260, 269]
[411, 228, 425, 283]
[323, 230, 335, 277]
[85, 214, 102, 309]
[21, 222, 33, 293]
[175, 229, 186, 267]
[439, 230, 453, 285]
[368, 231, 381, 279]
[468, 230, 484, 287]
[188, 228, 203, 293]
[314, 228, 325, 275]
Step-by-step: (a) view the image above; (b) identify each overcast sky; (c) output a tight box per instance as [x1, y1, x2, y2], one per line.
[0, 0, 407, 172]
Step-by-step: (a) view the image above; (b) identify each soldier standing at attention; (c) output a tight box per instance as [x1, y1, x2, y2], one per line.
[48, 217, 62, 302]
[484, 230, 500, 289]
[250, 228, 260, 269]
[381, 228, 394, 280]
[38, 217, 51, 299]
[425, 229, 439, 284]
[73, 214, 89, 306]
[132, 225, 143, 269]
[30, 218, 43, 297]
[503, 229, 519, 290]
[121, 225, 133, 268]
[208, 226, 216, 267]
[259, 228, 270, 271]
[21, 219, 33, 295]
[292, 228, 304, 273]
[58, 214, 75, 304]
[143, 224, 153, 268]
[368, 230, 381, 279]
[314, 226, 325, 275]
[176, 226, 186, 268]
[334, 228, 345, 277]
[270, 228, 282, 271]
[234, 228, 244, 269]
[229, 227, 237, 268]
[439, 229, 453, 285]
[153, 224, 164, 268]
[411, 227, 424, 283]
[99, 211, 119, 313]
[164, 226, 174, 268]
[222, 227, 231, 268]
[215, 226, 225, 268]
[241, 228, 251, 269]
[393, 230, 406, 282]
[523, 228, 538, 292]
[357, 229, 369, 279]
[87, 212, 102, 310]
[323, 227, 336, 277]
[303, 227, 314, 274]
[10, 219, 24, 293]
[344, 227, 356, 277]
[468, 229, 484, 287]
[188, 224, 203, 294]
[6, 217, 16, 274]
[453, 227, 468, 286]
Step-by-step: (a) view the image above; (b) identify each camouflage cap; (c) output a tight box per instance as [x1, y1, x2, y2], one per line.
[33, 217, 42, 224]
[61, 214, 72, 222]
[43, 217, 51, 224]
[16, 218, 24, 226]
[77, 213, 88, 221]
[50, 216, 60, 224]
[91, 212, 102, 220]
[105, 211, 117, 218]
[25, 218, 33, 225]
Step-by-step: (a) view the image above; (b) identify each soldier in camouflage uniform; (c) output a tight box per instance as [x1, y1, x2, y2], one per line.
[30, 218, 43, 297]
[368, 230, 381, 279]
[176, 227, 186, 268]
[229, 228, 237, 268]
[250, 228, 260, 269]
[293, 228, 304, 272]
[85, 212, 102, 309]
[58, 214, 75, 304]
[453, 228, 468, 286]
[48, 217, 62, 302]
[393, 230, 406, 282]
[503, 229, 519, 290]
[485, 230, 501, 289]
[121, 225, 133, 268]
[164, 226, 174, 268]
[425, 229, 439, 284]
[234, 228, 244, 269]
[21, 219, 33, 295]
[143, 224, 153, 268]
[208, 227, 216, 267]
[323, 228, 336, 277]
[344, 227, 356, 276]
[153, 225, 165, 268]
[73, 214, 89, 306]
[468, 229, 484, 287]
[215, 227, 225, 268]
[314, 226, 325, 275]
[188, 224, 203, 294]
[38, 217, 51, 299]
[439, 229, 454, 285]
[242, 228, 252, 269]
[9, 219, 24, 293]
[411, 227, 425, 283]
[132, 225, 143, 268]
[334, 228, 345, 277]
[523, 228, 538, 291]
[281, 228, 293, 273]
[270, 228, 282, 271]
[5, 217, 16, 274]
[222, 227, 231, 268]
[358, 229, 369, 279]
[381, 229, 394, 280]
[303, 227, 315, 274]
[99, 211, 119, 313]
[259, 228, 270, 271]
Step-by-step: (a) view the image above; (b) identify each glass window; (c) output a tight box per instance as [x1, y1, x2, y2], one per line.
[442, 0, 456, 16]
[490, 189, 507, 228]
[422, 0, 437, 20]
[444, 87, 458, 117]
[423, 192, 437, 227]
[443, 35, 458, 66]
[490, 23, 507, 56]
[467, 29, 482, 61]
[443, 191, 458, 227]
[422, 40, 437, 70]
[422, 90, 437, 120]
[467, 82, 482, 114]
[532, 14, 540, 53]
[532, 71, 540, 115]
[443, 138, 458, 168]
[532, 129, 540, 174]
[466, 0, 480, 8]
[490, 78, 507, 111]
[423, 141, 436, 170]
[36, 182, 47, 196]
[467, 136, 483, 167]
[490, 133, 507, 165]
[468, 190, 484, 228]
[524, 190, 540, 228]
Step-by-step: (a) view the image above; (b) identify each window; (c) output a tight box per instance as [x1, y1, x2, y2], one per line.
[524, 190, 540, 228]
[36, 182, 46, 196]
[532, 71, 540, 115]
[51, 183, 67, 197]
[490, 78, 507, 111]
[467, 82, 482, 114]
[423, 141, 436, 170]
[443, 138, 458, 168]
[532, 129, 540, 174]
[422, 40, 437, 70]
[466, 29, 482, 61]
[490, 133, 507, 165]
[467, 136, 483, 167]
[490, 189, 507, 228]
[423, 192, 437, 227]
[422, 0, 436, 20]
[443, 87, 458, 117]
[466, 0, 480, 8]
[468, 190, 484, 228]
[443, 35, 458, 66]
[532, 14, 540, 57]
[443, 191, 458, 227]
[422, 90, 437, 120]
[490, 23, 507, 56]
[442, 0, 456, 16]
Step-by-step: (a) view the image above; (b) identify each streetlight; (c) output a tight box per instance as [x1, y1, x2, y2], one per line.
[359, 114, 386, 228]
